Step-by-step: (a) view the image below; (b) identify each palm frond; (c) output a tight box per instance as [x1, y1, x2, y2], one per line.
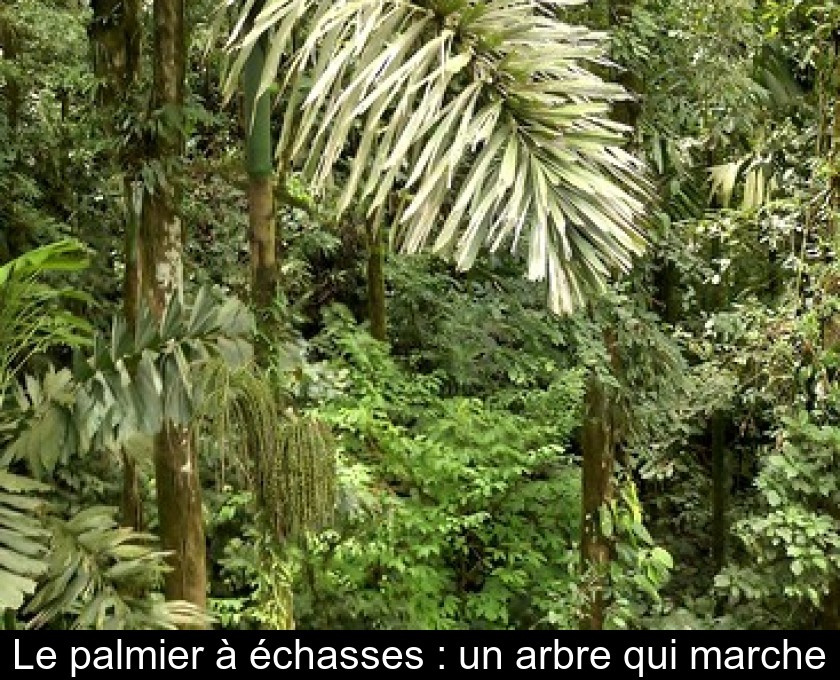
[3, 288, 256, 478]
[0, 471, 50, 611]
[0, 240, 92, 402]
[25, 506, 209, 630]
[225, 0, 650, 312]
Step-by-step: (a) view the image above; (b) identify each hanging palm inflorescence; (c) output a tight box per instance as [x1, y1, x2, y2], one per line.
[222, 0, 650, 313]
[195, 360, 337, 542]
[260, 416, 336, 540]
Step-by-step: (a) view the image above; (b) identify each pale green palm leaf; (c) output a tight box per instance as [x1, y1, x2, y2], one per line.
[225, 0, 649, 312]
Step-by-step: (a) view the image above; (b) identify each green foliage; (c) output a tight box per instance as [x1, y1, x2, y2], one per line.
[0, 470, 50, 611]
[283, 305, 585, 629]
[206, 488, 295, 630]
[0, 243, 194, 628]
[4, 286, 255, 479]
[717, 414, 840, 623]
[0, 240, 92, 395]
[27, 506, 205, 630]
[5, 0, 840, 634]
[606, 481, 674, 628]
[225, 0, 650, 313]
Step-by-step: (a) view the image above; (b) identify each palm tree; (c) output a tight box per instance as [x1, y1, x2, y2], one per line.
[89, 0, 145, 531]
[241, 0, 278, 313]
[222, 0, 650, 315]
[140, 0, 208, 614]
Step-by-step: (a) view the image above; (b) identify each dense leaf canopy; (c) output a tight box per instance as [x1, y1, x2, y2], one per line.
[0, 0, 839, 632]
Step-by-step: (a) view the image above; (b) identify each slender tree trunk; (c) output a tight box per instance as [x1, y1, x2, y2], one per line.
[366, 222, 387, 342]
[0, 15, 21, 261]
[121, 176, 144, 530]
[710, 412, 727, 571]
[577, 0, 637, 630]
[580, 343, 617, 630]
[608, 0, 641, 127]
[0, 16, 20, 134]
[243, 28, 277, 313]
[139, 0, 207, 613]
[707, 221, 731, 583]
[248, 171, 277, 308]
[657, 260, 680, 324]
[652, 184, 680, 324]
[90, 0, 144, 530]
[248, 175, 276, 307]
[821, 30, 840, 631]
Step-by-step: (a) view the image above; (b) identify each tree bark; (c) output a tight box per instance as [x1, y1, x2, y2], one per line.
[89, 0, 144, 530]
[366, 222, 387, 342]
[121, 177, 143, 530]
[140, 0, 207, 614]
[0, 14, 20, 134]
[0, 15, 21, 261]
[249, 174, 276, 310]
[821, 29, 840, 631]
[580, 350, 617, 630]
[608, 0, 641, 127]
[707, 226, 730, 583]
[242, 28, 277, 313]
[576, 0, 636, 631]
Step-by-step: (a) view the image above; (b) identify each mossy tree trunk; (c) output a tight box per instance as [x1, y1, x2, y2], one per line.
[139, 0, 207, 614]
[577, 0, 637, 630]
[580, 348, 617, 630]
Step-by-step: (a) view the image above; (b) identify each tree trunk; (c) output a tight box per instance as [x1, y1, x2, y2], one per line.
[821, 29, 840, 631]
[0, 15, 20, 133]
[0, 16, 21, 261]
[652, 184, 680, 324]
[249, 173, 276, 311]
[580, 356, 617, 630]
[711, 412, 727, 572]
[140, 0, 207, 614]
[366, 223, 387, 342]
[656, 259, 680, 324]
[243, 28, 277, 312]
[576, 0, 636, 631]
[153, 425, 206, 606]
[121, 178, 143, 529]
[90, 0, 144, 530]
[608, 0, 641, 127]
[706, 211, 730, 582]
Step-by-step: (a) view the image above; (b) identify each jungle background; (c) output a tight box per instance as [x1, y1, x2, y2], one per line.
[1, 0, 839, 631]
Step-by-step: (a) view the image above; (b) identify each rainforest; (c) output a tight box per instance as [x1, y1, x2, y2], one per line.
[0, 0, 839, 631]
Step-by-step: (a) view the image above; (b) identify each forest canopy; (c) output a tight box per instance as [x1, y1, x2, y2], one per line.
[0, 0, 839, 631]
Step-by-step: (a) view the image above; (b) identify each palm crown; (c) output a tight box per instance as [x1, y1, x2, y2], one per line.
[224, 0, 649, 313]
